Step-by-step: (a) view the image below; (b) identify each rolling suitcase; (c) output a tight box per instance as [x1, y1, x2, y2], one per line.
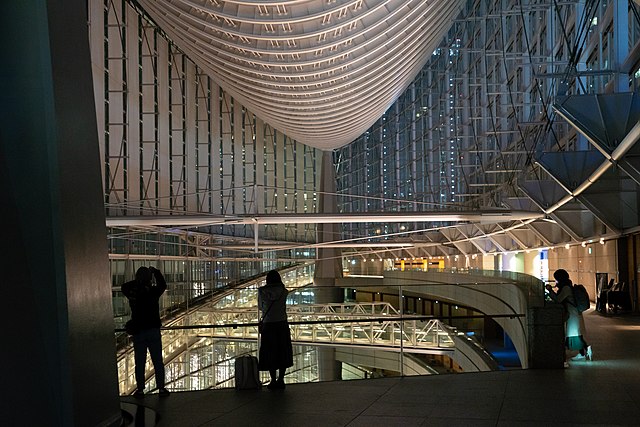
[234, 355, 261, 390]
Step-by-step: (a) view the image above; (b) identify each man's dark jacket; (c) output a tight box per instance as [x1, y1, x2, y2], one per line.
[121, 270, 167, 330]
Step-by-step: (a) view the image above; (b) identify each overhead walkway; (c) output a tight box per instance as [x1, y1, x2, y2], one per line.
[183, 303, 496, 368]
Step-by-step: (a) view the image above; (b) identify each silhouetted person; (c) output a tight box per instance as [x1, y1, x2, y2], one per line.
[546, 268, 592, 363]
[258, 270, 293, 390]
[596, 278, 614, 312]
[122, 266, 170, 396]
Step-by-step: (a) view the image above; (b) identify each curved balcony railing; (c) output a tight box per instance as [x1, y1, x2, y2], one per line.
[116, 301, 512, 395]
[114, 267, 542, 394]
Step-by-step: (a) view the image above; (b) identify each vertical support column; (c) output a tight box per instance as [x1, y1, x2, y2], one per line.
[211, 84, 223, 215]
[618, 236, 630, 292]
[399, 285, 404, 376]
[314, 150, 343, 380]
[613, 1, 629, 93]
[1, 1, 121, 425]
[315, 151, 343, 283]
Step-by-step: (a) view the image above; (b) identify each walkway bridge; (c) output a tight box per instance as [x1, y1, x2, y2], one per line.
[187, 302, 495, 361]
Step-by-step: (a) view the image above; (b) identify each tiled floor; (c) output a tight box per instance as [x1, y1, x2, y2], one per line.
[122, 309, 640, 426]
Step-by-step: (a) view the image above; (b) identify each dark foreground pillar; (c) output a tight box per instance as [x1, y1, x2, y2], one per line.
[0, 2, 121, 425]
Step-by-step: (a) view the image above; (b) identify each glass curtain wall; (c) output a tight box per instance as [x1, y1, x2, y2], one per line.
[335, 0, 640, 247]
[89, 0, 322, 286]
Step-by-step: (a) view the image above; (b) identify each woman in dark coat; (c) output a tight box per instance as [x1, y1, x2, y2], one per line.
[258, 270, 293, 389]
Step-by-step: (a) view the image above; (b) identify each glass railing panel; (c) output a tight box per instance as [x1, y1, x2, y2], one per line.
[112, 264, 314, 326]
[116, 275, 531, 394]
[381, 267, 546, 306]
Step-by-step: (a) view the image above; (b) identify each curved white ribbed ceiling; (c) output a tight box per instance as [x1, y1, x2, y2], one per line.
[137, 0, 463, 150]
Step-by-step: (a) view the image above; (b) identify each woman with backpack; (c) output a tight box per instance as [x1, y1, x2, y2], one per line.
[546, 269, 592, 362]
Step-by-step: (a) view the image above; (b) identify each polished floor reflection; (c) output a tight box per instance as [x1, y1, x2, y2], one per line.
[121, 309, 640, 426]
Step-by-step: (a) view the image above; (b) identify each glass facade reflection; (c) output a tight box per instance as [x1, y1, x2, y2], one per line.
[335, 1, 640, 248]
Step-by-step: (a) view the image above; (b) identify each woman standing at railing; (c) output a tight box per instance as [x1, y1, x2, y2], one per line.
[258, 270, 293, 390]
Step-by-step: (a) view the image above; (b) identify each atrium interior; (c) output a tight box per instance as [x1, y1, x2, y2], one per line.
[4, 0, 640, 425]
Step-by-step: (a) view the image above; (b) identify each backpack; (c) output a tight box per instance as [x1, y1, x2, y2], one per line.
[234, 355, 261, 390]
[572, 284, 590, 312]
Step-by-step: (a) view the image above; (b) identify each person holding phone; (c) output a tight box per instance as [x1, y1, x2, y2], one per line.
[122, 266, 170, 396]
